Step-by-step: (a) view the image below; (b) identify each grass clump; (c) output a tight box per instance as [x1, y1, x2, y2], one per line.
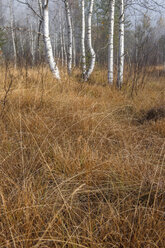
[0, 66, 164, 248]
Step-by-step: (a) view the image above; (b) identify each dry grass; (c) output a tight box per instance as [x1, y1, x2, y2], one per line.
[0, 65, 164, 248]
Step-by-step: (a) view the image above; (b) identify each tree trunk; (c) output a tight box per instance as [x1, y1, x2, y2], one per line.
[72, 27, 76, 68]
[19, 32, 24, 56]
[53, 33, 56, 58]
[10, 0, 17, 68]
[64, 0, 73, 75]
[85, 0, 96, 81]
[108, 0, 115, 85]
[43, 0, 60, 79]
[117, 0, 125, 88]
[30, 24, 35, 65]
[36, 0, 43, 62]
[60, 21, 64, 67]
[62, 26, 68, 67]
[81, 0, 86, 79]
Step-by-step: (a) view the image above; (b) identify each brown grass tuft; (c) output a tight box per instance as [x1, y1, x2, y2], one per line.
[0, 66, 164, 247]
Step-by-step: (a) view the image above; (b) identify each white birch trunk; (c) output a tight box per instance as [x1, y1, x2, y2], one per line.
[43, 0, 60, 79]
[108, 0, 115, 85]
[85, 0, 96, 81]
[117, 0, 125, 88]
[10, 0, 17, 68]
[64, 0, 73, 75]
[38, 0, 43, 16]
[36, 0, 43, 62]
[60, 22, 64, 67]
[53, 33, 56, 57]
[19, 32, 24, 56]
[72, 28, 76, 67]
[62, 26, 68, 67]
[81, 0, 86, 79]
[30, 24, 35, 65]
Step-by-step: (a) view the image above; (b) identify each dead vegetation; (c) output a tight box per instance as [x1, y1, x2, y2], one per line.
[0, 66, 164, 248]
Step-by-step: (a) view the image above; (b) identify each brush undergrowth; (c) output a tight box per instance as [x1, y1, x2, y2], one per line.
[0, 66, 164, 248]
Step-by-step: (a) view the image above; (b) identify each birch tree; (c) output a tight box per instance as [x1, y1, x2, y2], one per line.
[85, 0, 96, 81]
[36, 0, 43, 62]
[30, 24, 35, 65]
[63, 0, 73, 75]
[10, 0, 17, 68]
[42, 0, 60, 79]
[17, 0, 60, 79]
[81, 0, 86, 79]
[117, 0, 125, 88]
[108, 0, 116, 85]
[72, 27, 76, 67]
[63, 27, 68, 67]
[60, 20, 64, 66]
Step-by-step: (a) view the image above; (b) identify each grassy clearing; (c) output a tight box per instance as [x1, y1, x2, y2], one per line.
[0, 66, 164, 247]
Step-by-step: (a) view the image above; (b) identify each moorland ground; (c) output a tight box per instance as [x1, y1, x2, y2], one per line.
[0, 66, 164, 248]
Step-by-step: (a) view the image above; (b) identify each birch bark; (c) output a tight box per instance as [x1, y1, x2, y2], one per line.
[117, 0, 125, 88]
[85, 0, 96, 81]
[30, 24, 35, 65]
[36, 0, 43, 62]
[81, 0, 86, 79]
[10, 0, 17, 68]
[62, 26, 68, 67]
[64, 0, 73, 75]
[60, 21, 64, 67]
[72, 27, 76, 67]
[108, 0, 115, 85]
[42, 0, 60, 79]
[19, 32, 24, 56]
